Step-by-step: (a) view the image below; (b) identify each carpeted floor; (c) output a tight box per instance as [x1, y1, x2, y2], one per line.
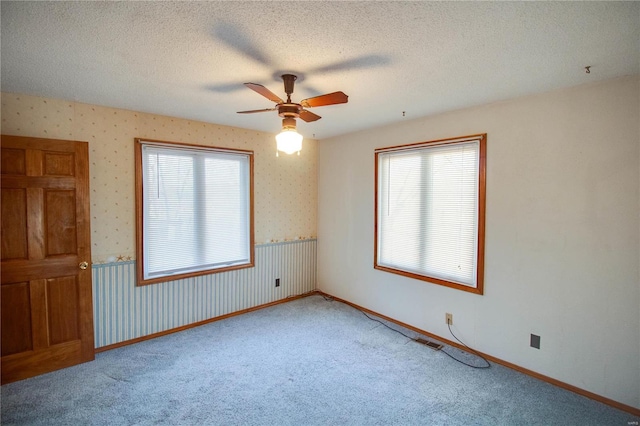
[1, 294, 637, 425]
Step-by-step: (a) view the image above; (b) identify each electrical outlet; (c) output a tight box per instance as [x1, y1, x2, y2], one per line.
[530, 334, 540, 349]
[446, 313, 453, 325]
[275, 278, 280, 287]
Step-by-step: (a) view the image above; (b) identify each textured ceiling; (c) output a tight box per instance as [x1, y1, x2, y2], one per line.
[1, 1, 638, 140]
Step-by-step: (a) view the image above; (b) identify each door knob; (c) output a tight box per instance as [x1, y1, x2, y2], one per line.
[79, 261, 89, 270]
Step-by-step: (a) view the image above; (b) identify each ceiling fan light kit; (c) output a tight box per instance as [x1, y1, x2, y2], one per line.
[276, 117, 302, 155]
[275, 130, 303, 156]
[238, 74, 348, 156]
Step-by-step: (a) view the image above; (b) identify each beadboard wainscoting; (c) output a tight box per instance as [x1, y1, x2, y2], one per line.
[92, 239, 317, 348]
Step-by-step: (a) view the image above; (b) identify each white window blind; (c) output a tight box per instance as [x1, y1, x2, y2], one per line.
[141, 143, 252, 280]
[376, 138, 481, 288]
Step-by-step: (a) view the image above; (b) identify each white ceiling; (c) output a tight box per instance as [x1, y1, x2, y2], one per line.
[2, 1, 638, 140]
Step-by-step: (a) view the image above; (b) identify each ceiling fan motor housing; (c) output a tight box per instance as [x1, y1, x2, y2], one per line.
[278, 104, 301, 118]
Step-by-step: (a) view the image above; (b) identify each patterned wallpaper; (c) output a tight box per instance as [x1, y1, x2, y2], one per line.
[1, 93, 318, 263]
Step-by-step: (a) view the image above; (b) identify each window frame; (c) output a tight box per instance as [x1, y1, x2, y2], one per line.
[135, 138, 255, 286]
[374, 134, 486, 295]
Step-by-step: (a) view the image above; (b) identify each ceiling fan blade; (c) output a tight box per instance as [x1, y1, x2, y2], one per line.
[299, 109, 322, 122]
[244, 83, 284, 104]
[237, 108, 276, 114]
[300, 91, 348, 108]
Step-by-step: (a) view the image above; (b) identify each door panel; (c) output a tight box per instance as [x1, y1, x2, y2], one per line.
[1, 135, 94, 384]
[1, 148, 26, 175]
[43, 152, 75, 176]
[45, 190, 77, 255]
[47, 276, 80, 345]
[1, 282, 33, 356]
[1, 189, 28, 260]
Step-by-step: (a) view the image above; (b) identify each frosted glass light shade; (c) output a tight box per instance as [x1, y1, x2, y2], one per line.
[275, 130, 303, 154]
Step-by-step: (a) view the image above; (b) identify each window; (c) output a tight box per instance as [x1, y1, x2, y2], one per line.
[135, 139, 254, 285]
[374, 134, 486, 294]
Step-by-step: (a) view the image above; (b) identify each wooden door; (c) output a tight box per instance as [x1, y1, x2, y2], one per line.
[1, 135, 94, 384]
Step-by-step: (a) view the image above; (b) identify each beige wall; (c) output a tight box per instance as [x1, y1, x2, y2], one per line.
[318, 75, 640, 409]
[1, 93, 317, 263]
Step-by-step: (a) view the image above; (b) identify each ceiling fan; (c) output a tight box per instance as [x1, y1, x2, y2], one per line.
[237, 74, 348, 154]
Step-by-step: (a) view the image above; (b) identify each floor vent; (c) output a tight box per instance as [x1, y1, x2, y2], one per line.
[415, 338, 443, 351]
